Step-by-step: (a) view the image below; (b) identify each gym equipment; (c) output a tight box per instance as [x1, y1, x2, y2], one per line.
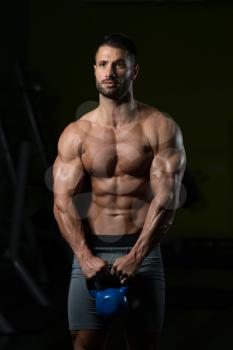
[89, 285, 128, 317]
[0, 62, 51, 333]
[87, 273, 129, 317]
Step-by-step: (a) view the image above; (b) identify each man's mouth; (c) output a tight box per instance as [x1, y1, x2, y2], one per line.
[103, 81, 118, 88]
[104, 80, 116, 84]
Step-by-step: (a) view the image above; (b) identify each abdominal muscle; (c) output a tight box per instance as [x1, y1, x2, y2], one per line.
[85, 176, 153, 235]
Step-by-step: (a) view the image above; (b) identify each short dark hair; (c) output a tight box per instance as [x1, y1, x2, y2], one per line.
[94, 33, 137, 64]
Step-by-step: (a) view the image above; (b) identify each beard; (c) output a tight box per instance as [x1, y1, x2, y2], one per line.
[96, 78, 131, 100]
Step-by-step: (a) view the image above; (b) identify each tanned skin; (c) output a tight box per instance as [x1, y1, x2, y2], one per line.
[53, 45, 186, 350]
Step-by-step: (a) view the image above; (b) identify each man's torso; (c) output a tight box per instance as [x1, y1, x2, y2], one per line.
[74, 102, 163, 235]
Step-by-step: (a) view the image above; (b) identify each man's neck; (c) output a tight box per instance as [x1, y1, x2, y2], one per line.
[98, 92, 138, 128]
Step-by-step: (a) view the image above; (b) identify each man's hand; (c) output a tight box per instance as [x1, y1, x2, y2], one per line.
[110, 253, 140, 285]
[79, 254, 110, 280]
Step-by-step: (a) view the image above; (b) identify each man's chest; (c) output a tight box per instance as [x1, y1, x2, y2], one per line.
[81, 123, 154, 177]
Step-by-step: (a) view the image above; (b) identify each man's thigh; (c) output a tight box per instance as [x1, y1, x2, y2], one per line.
[123, 250, 165, 350]
[68, 257, 109, 331]
[124, 275, 165, 335]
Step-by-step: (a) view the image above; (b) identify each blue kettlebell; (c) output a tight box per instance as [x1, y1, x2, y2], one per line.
[89, 286, 128, 317]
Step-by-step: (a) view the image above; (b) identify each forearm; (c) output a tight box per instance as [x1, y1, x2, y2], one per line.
[53, 198, 92, 262]
[129, 184, 176, 263]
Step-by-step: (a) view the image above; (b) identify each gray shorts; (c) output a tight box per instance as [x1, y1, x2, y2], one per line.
[68, 234, 165, 332]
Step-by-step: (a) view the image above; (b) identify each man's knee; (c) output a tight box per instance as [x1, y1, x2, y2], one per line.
[70, 330, 107, 350]
[71, 331, 78, 345]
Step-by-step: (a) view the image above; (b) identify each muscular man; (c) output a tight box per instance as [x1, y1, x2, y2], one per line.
[53, 33, 186, 350]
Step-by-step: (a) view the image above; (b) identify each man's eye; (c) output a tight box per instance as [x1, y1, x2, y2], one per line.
[117, 63, 126, 68]
[99, 62, 106, 67]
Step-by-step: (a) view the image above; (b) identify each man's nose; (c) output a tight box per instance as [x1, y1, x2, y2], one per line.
[105, 64, 116, 78]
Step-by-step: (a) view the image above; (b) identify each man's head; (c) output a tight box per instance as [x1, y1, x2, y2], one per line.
[94, 33, 139, 100]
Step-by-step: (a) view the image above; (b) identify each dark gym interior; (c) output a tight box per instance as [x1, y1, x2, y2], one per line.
[0, 0, 232, 349]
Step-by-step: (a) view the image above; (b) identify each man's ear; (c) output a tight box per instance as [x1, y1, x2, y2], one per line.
[132, 63, 139, 81]
[93, 64, 96, 76]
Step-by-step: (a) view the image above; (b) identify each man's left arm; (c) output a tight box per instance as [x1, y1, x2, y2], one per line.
[111, 116, 186, 282]
[130, 117, 186, 264]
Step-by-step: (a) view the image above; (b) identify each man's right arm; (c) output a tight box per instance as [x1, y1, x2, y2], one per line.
[53, 122, 108, 279]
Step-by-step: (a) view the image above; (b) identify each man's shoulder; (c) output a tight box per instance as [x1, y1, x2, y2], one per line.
[139, 102, 174, 126]
[61, 114, 93, 140]
[139, 102, 176, 135]
[78, 106, 99, 123]
[57, 117, 91, 156]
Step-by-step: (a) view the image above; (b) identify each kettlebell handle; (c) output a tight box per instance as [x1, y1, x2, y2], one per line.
[119, 286, 128, 293]
[89, 285, 128, 298]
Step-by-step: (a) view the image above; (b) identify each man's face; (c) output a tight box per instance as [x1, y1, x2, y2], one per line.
[94, 45, 138, 100]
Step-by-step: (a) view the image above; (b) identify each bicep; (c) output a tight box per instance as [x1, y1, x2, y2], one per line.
[150, 125, 186, 195]
[53, 154, 85, 197]
[151, 147, 185, 179]
[53, 126, 85, 210]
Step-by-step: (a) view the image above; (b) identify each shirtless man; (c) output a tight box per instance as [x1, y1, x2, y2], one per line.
[53, 33, 186, 350]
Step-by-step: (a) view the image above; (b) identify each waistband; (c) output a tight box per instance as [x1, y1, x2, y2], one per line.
[85, 233, 141, 247]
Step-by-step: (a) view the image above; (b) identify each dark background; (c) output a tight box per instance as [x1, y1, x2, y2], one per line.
[0, 1, 232, 349]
